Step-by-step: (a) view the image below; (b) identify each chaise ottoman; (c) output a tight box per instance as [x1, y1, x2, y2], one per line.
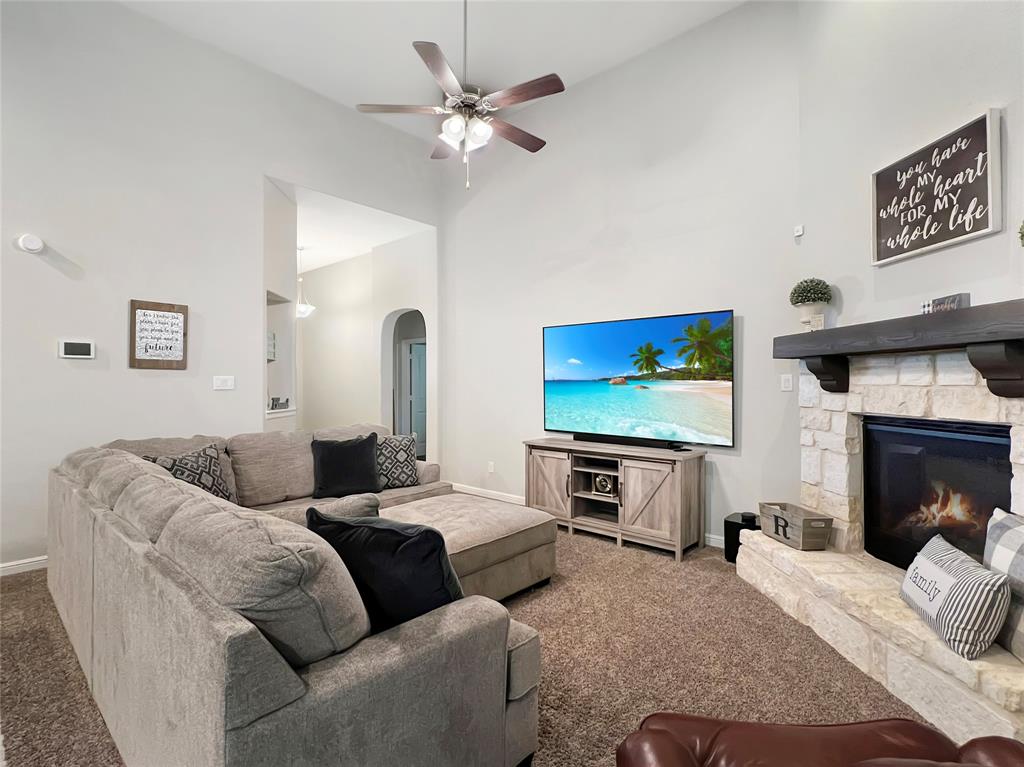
[383, 494, 557, 601]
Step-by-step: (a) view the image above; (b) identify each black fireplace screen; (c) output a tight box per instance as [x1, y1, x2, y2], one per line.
[863, 416, 1011, 570]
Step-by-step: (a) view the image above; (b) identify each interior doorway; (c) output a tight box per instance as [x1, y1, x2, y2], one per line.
[393, 310, 427, 458]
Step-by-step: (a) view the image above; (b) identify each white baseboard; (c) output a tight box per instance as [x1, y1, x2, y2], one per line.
[704, 534, 724, 549]
[450, 484, 526, 506]
[1, 555, 47, 576]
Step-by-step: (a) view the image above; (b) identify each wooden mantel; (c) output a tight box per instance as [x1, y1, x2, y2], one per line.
[773, 298, 1024, 397]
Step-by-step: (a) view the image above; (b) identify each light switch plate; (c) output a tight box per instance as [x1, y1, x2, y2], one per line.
[213, 376, 235, 391]
[780, 373, 794, 392]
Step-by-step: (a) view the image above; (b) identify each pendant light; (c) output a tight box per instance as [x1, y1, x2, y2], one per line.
[296, 246, 316, 318]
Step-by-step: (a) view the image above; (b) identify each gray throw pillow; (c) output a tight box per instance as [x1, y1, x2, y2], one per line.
[144, 444, 235, 502]
[984, 508, 1024, 661]
[311, 493, 380, 520]
[900, 534, 1010, 660]
[377, 433, 418, 489]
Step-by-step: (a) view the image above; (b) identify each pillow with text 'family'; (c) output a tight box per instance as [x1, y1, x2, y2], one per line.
[900, 534, 1009, 660]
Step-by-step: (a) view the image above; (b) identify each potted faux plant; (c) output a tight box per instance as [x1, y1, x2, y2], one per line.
[789, 278, 833, 329]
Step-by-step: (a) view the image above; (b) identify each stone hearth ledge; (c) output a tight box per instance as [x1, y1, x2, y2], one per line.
[736, 529, 1024, 743]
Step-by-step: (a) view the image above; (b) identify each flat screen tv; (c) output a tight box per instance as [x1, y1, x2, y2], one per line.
[543, 310, 735, 448]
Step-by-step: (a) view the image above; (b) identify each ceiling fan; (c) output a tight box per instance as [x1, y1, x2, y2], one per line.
[357, 0, 565, 187]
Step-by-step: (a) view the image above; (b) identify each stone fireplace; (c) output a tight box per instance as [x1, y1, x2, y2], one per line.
[795, 351, 1024, 553]
[737, 348, 1024, 743]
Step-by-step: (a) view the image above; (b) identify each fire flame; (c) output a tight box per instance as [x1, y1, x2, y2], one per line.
[901, 480, 981, 531]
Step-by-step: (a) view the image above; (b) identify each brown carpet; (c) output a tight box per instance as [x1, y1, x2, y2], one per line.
[0, 531, 920, 767]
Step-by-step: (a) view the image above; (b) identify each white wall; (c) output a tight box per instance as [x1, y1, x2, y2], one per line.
[796, 1, 1024, 323]
[437, 0, 1023, 541]
[439, 1, 804, 537]
[263, 178, 298, 431]
[0, 1, 439, 563]
[300, 231, 439, 458]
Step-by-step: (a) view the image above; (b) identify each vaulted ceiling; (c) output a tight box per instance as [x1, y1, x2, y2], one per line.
[127, 1, 741, 142]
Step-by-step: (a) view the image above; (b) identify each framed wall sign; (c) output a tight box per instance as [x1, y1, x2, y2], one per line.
[872, 109, 1002, 266]
[129, 299, 188, 369]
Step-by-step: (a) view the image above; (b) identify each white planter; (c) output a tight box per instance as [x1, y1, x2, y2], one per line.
[796, 302, 828, 330]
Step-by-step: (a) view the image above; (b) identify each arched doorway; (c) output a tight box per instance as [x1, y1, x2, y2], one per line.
[390, 309, 426, 459]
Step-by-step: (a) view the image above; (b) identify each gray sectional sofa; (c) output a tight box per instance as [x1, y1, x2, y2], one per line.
[48, 423, 555, 767]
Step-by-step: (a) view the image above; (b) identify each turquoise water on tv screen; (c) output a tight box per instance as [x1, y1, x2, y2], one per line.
[543, 312, 734, 446]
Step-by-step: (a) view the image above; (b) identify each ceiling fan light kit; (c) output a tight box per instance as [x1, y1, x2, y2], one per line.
[356, 0, 565, 188]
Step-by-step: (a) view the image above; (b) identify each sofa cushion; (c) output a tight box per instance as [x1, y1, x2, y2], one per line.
[143, 444, 234, 502]
[157, 499, 370, 666]
[227, 430, 314, 508]
[68, 449, 172, 509]
[251, 482, 454, 525]
[382, 494, 557, 576]
[114, 473, 215, 542]
[313, 423, 391, 442]
[377, 434, 419, 489]
[507, 619, 540, 701]
[103, 435, 236, 501]
[307, 510, 463, 632]
[309, 493, 380, 520]
[312, 434, 381, 498]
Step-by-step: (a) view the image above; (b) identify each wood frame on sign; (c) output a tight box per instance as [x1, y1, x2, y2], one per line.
[129, 299, 188, 370]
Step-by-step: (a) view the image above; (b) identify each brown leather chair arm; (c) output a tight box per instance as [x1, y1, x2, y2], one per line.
[958, 736, 1024, 766]
[616, 729, 701, 767]
[616, 713, 965, 767]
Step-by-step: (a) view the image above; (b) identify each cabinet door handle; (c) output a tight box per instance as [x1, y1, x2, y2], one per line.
[565, 475, 570, 498]
[618, 481, 624, 506]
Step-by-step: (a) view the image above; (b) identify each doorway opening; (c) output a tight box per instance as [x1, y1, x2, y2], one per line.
[393, 310, 427, 459]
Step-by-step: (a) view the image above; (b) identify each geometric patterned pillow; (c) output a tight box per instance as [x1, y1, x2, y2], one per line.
[984, 508, 1024, 662]
[900, 534, 1010, 660]
[144, 444, 235, 502]
[376, 434, 419, 490]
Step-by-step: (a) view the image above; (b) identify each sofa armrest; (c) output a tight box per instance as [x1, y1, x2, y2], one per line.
[226, 596, 511, 767]
[417, 460, 440, 484]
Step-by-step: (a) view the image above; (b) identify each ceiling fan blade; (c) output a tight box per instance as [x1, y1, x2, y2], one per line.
[489, 118, 546, 153]
[430, 140, 456, 160]
[412, 41, 463, 97]
[357, 104, 447, 115]
[483, 74, 565, 109]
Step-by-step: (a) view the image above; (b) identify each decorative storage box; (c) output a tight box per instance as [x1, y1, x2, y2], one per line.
[758, 502, 832, 551]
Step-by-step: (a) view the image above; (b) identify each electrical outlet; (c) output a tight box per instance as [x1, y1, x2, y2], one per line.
[780, 373, 794, 392]
[213, 376, 235, 391]
[487, 461, 495, 474]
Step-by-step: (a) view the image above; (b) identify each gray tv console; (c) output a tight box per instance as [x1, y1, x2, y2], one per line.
[523, 437, 706, 560]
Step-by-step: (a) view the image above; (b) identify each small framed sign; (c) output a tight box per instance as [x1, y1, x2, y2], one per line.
[872, 110, 1002, 266]
[129, 299, 188, 370]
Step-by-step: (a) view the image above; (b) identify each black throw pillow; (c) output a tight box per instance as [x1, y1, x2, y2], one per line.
[306, 509, 463, 632]
[311, 434, 381, 498]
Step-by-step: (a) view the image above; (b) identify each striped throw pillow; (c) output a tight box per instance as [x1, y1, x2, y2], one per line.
[984, 508, 1024, 662]
[900, 534, 1010, 660]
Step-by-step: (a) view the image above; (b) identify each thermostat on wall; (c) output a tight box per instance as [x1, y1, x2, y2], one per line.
[58, 339, 95, 359]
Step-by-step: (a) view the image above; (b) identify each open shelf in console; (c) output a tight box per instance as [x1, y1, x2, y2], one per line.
[573, 496, 620, 527]
[571, 453, 620, 503]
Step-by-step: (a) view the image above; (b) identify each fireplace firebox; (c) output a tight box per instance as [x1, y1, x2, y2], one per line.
[863, 416, 1012, 570]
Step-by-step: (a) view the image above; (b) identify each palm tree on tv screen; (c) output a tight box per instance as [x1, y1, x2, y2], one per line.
[672, 318, 732, 377]
[629, 342, 665, 375]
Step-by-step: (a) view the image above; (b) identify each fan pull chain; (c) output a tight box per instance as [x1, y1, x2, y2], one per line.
[464, 147, 471, 189]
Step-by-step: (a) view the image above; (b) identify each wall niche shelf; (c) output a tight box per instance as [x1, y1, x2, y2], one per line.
[773, 298, 1024, 398]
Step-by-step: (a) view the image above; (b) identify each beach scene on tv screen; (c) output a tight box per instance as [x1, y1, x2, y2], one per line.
[544, 311, 734, 446]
